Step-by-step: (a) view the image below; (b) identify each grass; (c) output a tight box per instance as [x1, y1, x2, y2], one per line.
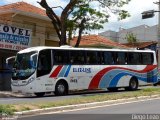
[0, 105, 16, 115]
[1, 87, 160, 115]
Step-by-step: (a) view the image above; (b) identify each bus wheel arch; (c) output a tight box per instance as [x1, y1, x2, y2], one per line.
[126, 76, 138, 91]
[55, 79, 69, 96]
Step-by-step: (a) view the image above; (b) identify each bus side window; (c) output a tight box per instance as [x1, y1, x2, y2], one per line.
[103, 52, 115, 65]
[86, 51, 98, 65]
[112, 52, 118, 64]
[70, 51, 85, 64]
[37, 50, 52, 77]
[101, 52, 105, 64]
[97, 52, 101, 64]
[142, 53, 153, 65]
[53, 50, 69, 65]
[127, 52, 141, 65]
[117, 52, 126, 65]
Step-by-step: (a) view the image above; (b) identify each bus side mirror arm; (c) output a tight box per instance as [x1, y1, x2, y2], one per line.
[6, 56, 16, 64]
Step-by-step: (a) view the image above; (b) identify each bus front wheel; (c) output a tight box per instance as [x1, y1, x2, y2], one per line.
[55, 81, 68, 96]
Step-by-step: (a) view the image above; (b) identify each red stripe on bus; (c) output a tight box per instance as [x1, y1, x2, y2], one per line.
[88, 65, 157, 89]
[50, 66, 63, 78]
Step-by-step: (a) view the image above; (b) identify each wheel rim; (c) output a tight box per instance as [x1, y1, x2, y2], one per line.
[130, 80, 137, 89]
[57, 84, 65, 94]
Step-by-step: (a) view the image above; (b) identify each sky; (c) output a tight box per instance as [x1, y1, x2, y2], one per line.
[0, 0, 159, 33]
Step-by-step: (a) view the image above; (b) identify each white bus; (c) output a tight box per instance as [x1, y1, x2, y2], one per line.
[11, 46, 158, 97]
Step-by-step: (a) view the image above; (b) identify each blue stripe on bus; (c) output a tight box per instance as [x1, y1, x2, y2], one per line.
[108, 72, 157, 88]
[99, 68, 157, 88]
[64, 65, 71, 77]
[99, 69, 143, 88]
[58, 65, 68, 77]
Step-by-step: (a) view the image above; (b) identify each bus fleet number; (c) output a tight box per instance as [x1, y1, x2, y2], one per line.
[70, 79, 77, 83]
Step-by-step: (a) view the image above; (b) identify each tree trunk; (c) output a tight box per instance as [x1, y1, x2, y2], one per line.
[59, 0, 78, 46]
[75, 18, 86, 47]
[68, 28, 73, 46]
[60, 21, 67, 46]
[39, 0, 61, 46]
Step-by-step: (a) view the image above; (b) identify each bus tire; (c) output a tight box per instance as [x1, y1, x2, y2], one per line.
[34, 92, 45, 97]
[55, 80, 68, 96]
[107, 87, 118, 92]
[127, 77, 138, 91]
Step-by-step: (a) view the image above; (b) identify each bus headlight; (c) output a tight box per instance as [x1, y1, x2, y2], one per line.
[28, 77, 35, 84]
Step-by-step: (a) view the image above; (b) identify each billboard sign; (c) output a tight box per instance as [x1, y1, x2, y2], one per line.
[0, 24, 32, 51]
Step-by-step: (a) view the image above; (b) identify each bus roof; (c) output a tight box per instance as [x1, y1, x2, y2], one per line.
[18, 46, 155, 54]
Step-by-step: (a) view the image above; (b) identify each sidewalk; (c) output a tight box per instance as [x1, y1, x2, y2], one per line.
[0, 91, 24, 98]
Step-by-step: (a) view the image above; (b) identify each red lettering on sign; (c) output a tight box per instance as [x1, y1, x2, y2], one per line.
[0, 44, 4, 48]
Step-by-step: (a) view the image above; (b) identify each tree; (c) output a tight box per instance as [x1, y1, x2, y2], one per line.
[38, 0, 131, 47]
[125, 32, 137, 44]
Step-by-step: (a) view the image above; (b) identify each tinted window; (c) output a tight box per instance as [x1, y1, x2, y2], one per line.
[117, 52, 127, 65]
[128, 52, 141, 65]
[70, 51, 85, 64]
[53, 50, 69, 64]
[86, 51, 97, 64]
[97, 52, 101, 64]
[103, 52, 115, 65]
[142, 53, 153, 65]
[37, 50, 52, 77]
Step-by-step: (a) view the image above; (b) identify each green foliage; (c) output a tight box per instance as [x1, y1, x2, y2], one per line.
[21, 106, 31, 111]
[118, 10, 131, 20]
[39, 0, 131, 46]
[68, 0, 131, 35]
[125, 32, 137, 44]
[0, 105, 15, 115]
[69, 3, 107, 31]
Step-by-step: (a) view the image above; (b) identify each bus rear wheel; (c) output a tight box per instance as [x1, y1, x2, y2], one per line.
[34, 92, 45, 97]
[55, 81, 68, 96]
[126, 77, 138, 91]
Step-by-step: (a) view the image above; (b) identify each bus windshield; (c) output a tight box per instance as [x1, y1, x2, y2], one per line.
[12, 51, 37, 80]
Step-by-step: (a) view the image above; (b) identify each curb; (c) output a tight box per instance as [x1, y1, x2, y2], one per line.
[15, 94, 160, 117]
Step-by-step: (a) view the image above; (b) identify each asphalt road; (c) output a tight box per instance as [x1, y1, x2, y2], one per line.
[0, 86, 159, 104]
[0, 89, 127, 104]
[18, 98, 160, 120]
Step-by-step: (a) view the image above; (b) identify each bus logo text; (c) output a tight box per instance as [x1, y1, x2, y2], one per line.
[73, 68, 91, 73]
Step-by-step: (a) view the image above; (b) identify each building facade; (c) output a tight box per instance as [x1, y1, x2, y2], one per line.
[0, 2, 59, 90]
[118, 25, 158, 43]
[98, 30, 118, 42]
[99, 25, 158, 43]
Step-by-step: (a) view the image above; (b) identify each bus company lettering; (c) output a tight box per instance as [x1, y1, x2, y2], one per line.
[73, 68, 91, 73]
